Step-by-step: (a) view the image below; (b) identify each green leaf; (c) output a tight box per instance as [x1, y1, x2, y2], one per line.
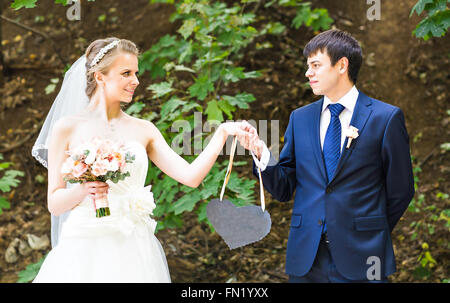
[34, 174, 45, 184]
[54, 0, 70, 5]
[195, 31, 214, 45]
[156, 214, 183, 233]
[292, 5, 333, 31]
[125, 102, 146, 115]
[198, 168, 222, 200]
[205, 100, 224, 122]
[142, 112, 158, 123]
[11, 0, 37, 9]
[171, 191, 202, 215]
[413, 15, 445, 39]
[45, 84, 57, 95]
[98, 14, 106, 23]
[223, 67, 246, 82]
[178, 18, 197, 39]
[309, 9, 334, 31]
[0, 162, 12, 170]
[153, 176, 178, 203]
[292, 5, 311, 29]
[217, 99, 236, 119]
[188, 76, 214, 100]
[439, 9, 450, 29]
[139, 35, 185, 79]
[217, 31, 235, 46]
[181, 101, 203, 113]
[147, 81, 174, 98]
[410, 0, 434, 17]
[178, 41, 193, 64]
[160, 96, 187, 118]
[424, 251, 437, 264]
[17, 254, 47, 283]
[0, 196, 11, 215]
[174, 65, 196, 73]
[426, 0, 448, 16]
[196, 202, 209, 224]
[199, 182, 219, 200]
[241, 13, 256, 25]
[222, 66, 261, 82]
[222, 93, 256, 109]
[243, 70, 262, 79]
[278, 0, 300, 7]
[0, 170, 25, 192]
[266, 21, 286, 35]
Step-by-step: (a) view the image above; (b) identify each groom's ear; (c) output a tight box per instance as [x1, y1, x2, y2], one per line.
[337, 57, 349, 74]
[336, 56, 351, 82]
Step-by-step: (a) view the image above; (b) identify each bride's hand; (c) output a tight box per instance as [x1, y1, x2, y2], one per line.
[82, 181, 109, 200]
[219, 121, 248, 137]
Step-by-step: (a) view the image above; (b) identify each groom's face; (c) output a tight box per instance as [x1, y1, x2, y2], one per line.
[305, 49, 340, 96]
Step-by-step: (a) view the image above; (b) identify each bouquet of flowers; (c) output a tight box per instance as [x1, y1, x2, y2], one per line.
[61, 137, 135, 218]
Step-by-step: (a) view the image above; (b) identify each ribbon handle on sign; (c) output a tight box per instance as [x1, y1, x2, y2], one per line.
[219, 136, 266, 212]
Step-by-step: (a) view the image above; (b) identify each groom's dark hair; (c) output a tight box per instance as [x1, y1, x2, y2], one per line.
[303, 29, 362, 84]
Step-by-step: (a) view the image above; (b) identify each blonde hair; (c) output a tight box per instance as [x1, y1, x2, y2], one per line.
[85, 37, 139, 99]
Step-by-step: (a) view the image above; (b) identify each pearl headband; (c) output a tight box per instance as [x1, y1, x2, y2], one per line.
[90, 40, 120, 67]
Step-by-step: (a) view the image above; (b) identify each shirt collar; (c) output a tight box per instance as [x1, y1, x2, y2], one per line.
[322, 85, 359, 114]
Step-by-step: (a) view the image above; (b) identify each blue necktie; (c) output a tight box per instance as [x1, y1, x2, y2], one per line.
[322, 103, 345, 233]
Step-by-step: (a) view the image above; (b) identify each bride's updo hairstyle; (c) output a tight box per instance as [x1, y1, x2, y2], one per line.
[85, 37, 139, 99]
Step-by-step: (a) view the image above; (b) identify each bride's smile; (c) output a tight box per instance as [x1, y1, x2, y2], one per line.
[95, 52, 140, 104]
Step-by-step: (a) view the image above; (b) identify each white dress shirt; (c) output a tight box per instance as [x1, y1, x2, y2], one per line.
[252, 85, 359, 171]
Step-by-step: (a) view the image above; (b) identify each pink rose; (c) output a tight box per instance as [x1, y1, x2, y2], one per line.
[91, 159, 109, 177]
[72, 160, 88, 178]
[97, 144, 114, 160]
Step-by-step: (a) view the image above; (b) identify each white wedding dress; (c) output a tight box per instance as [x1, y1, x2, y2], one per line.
[33, 141, 171, 283]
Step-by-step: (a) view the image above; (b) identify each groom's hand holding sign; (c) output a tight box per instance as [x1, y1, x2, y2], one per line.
[236, 120, 264, 160]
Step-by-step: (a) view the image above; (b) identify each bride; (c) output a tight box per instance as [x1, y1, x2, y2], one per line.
[31, 37, 248, 282]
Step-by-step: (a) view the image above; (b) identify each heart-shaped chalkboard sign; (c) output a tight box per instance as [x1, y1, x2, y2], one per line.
[206, 136, 271, 249]
[207, 198, 271, 249]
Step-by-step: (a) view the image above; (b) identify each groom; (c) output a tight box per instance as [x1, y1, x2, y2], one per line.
[238, 29, 414, 282]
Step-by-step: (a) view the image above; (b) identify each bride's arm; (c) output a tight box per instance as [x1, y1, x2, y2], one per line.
[46, 119, 87, 216]
[145, 121, 245, 188]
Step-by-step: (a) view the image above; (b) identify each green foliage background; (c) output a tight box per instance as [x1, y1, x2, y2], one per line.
[410, 0, 449, 40]
[8, 0, 448, 283]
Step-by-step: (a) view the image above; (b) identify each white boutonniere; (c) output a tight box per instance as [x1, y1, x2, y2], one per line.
[345, 126, 359, 149]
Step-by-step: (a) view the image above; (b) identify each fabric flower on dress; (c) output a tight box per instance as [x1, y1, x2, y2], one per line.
[116, 185, 157, 234]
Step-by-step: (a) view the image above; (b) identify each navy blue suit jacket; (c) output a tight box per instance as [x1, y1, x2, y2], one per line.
[253, 91, 414, 280]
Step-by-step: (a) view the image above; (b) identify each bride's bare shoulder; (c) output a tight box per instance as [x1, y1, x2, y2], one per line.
[53, 114, 86, 132]
[124, 115, 161, 150]
[125, 114, 158, 133]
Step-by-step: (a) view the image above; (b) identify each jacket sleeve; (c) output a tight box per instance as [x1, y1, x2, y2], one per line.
[381, 108, 415, 232]
[253, 111, 297, 202]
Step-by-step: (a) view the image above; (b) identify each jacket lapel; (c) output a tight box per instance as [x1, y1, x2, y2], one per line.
[310, 98, 328, 182]
[329, 90, 373, 184]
